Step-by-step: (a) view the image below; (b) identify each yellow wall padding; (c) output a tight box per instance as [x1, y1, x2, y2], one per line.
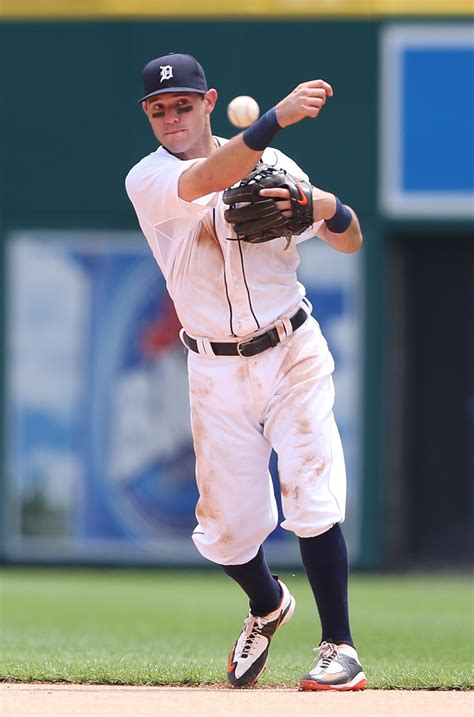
[0, 0, 472, 18]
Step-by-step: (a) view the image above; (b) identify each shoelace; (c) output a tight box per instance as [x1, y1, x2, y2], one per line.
[240, 615, 267, 658]
[314, 641, 339, 670]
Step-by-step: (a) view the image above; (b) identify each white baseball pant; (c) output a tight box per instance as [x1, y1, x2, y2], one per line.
[187, 315, 346, 565]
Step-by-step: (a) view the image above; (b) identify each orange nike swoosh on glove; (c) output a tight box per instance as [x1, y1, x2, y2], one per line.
[295, 184, 308, 206]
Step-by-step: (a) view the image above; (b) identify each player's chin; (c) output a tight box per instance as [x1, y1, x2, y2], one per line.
[162, 130, 189, 152]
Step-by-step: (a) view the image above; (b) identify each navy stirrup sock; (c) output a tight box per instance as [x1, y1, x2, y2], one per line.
[299, 524, 354, 646]
[223, 546, 281, 617]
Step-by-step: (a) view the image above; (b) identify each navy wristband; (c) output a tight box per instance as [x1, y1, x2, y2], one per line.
[242, 107, 282, 151]
[325, 196, 353, 233]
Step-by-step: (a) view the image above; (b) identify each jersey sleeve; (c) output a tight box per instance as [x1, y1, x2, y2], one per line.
[262, 147, 310, 183]
[125, 154, 219, 228]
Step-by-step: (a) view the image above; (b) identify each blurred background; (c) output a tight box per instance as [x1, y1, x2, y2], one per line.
[0, 0, 472, 573]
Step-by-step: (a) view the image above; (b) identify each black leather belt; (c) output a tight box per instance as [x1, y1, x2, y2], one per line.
[183, 307, 308, 358]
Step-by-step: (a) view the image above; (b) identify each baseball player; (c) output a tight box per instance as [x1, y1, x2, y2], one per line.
[126, 52, 367, 691]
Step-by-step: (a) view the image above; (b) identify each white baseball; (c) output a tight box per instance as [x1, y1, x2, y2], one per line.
[227, 96, 260, 128]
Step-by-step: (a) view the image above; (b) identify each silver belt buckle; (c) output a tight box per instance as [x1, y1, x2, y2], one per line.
[236, 338, 253, 357]
[275, 319, 286, 342]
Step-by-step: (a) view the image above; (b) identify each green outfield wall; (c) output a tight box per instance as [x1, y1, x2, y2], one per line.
[0, 20, 472, 569]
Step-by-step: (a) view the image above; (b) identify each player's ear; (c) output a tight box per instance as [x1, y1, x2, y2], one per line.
[141, 100, 148, 116]
[204, 89, 218, 115]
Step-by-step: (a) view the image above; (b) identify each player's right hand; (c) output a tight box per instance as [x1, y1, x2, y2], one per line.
[275, 80, 333, 128]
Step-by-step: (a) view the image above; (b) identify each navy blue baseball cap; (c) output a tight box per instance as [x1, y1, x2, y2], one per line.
[138, 53, 208, 103]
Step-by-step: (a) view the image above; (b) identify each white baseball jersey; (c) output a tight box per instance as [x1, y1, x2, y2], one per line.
[125, 140, 324, 341]
[126, 140, 346, 565]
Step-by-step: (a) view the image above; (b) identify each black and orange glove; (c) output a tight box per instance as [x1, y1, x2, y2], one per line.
[223, 164, 314, 244]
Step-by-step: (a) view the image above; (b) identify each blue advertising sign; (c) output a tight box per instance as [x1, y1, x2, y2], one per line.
[380, 24, 474, 218]
[4, 232, 363, 565]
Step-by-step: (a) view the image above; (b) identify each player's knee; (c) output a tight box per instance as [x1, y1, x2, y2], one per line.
[192, 514, 277, 565]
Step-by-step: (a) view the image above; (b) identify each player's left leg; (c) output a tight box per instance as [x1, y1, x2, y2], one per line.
[264, 316, 367, 690]
[297, 525, 366, 690]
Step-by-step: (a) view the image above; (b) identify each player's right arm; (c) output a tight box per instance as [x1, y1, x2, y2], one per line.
[178, 136, 262, 202]
[179, 80, 333, 202]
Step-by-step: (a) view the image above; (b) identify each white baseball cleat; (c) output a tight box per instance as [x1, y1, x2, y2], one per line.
[299, 641, 368, 691]
[227, 579, 296, 688]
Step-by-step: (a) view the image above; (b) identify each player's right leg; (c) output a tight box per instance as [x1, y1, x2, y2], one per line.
[187, 351, 278, 566]
[186, 350, 295, 687]
[226, 572, 295, 688]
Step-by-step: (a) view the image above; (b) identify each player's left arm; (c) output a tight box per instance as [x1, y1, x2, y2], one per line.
[260, 185, 363, 254]
[312, 188, 363, 254]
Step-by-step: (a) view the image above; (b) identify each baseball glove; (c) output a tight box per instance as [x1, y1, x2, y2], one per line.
[223, 165, 314, 244]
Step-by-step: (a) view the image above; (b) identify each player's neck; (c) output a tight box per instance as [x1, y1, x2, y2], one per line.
[174, 128, 216, 161]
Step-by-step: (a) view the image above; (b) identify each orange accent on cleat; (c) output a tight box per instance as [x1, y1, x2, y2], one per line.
[299, 676, 368, 692]
[227, 646, 236, 673]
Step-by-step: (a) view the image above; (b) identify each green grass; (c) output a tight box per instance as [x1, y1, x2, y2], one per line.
[0, 569, 472, 689]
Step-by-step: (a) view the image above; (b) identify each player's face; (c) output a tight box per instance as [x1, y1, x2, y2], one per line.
[143, 91, 215, 157]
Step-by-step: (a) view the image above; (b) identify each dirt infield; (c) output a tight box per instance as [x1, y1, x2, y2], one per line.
[1, 683, 472, 717]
